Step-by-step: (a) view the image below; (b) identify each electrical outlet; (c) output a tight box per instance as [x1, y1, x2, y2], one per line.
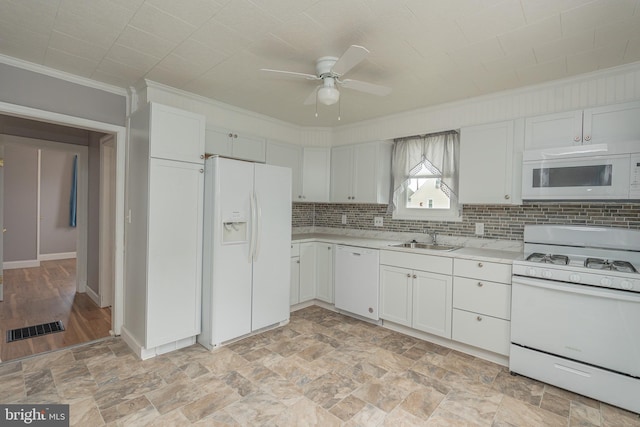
[374, 217, 383, 227]
[341, 214, 347, 225]
[475, 223, 485, 235]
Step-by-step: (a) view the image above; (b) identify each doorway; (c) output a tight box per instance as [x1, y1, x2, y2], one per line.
[0, 108, 125, 362]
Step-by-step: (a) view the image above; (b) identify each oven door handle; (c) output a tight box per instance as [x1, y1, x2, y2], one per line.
[512, 276, 640, 303]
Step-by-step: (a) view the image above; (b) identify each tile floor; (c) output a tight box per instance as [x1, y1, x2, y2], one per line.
[0, 306, 638, 426]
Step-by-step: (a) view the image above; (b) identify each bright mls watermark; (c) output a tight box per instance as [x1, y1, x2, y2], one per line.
[0, 405, 69, 426]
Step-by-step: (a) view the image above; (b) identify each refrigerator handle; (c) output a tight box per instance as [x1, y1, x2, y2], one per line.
[249, 192, 256, 263]
[254, 192, 262, 261]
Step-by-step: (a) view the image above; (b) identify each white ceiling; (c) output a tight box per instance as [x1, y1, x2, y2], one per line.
[1, 0, 639, 127]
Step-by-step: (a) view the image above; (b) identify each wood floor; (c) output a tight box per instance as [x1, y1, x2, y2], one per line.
[0, 259, 111, 362]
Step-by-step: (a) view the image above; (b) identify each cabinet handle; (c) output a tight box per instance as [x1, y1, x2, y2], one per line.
[233, 134, 238, 139]
[477, 282, 483, 287]
[476, 316, 483, 322]
[199, 169, 204, 173]
[413, 274, 417, 279]
[407, 273, 411, 278]
[478, 262, 483, 268]
[584, 135, 591, 141]
[296, 260, 300, 264]
[228, 133, 233, 138]
[504, 194, 510, 200]
[574, 136, 581, 142]
[200, 154, 205, 159]
[328, 246, 331, 250]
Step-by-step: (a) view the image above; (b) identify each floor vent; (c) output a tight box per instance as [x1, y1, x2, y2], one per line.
[6, 321, 65, 343]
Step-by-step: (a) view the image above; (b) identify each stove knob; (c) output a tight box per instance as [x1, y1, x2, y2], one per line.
[569, 274, 581, 283]
[542, 270, 552, 279]
[600, 277, 612, 287]
[621, 280, 633, 290]
[527, 268, 537, 276]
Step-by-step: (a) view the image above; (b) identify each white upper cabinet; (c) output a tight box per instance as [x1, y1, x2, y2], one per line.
[330, 141, 392, 203]
[205, 128, 266, 162]
[459, 119, 524, 205]
[525, 101, 640, 150]
[149, 103, 205, 164]
[266, 142, 330, 203]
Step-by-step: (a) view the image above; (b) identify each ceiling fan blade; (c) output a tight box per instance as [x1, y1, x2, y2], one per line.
[260, 68, 320, 81]
[340, 79, 392, 96]
[303, 86, 321, 105]
[331, 45, 369, 76]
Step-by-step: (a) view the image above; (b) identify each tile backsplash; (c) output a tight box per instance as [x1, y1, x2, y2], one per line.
[292, 202, 640, 241]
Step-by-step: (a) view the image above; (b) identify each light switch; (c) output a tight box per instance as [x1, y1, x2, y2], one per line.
[475, 223, 484, 235]
[374, 217, 383, 227]
[341, 214, 347, 225]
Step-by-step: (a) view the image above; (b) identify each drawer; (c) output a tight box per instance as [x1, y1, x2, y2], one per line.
[453, 277, 511, 320]
[454, 258, 511, 283]
[380, 250, 452, 275]
[290, 243, 300, 257]
[452, 309, 510, 356]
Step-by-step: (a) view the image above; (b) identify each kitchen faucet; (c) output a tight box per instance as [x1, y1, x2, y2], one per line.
[423, 229, 438, 245]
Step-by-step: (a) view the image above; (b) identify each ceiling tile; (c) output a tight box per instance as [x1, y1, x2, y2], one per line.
[516, 57, 567, 86]
[91, 69, 135, 88]
[519, 0, 595, 24]
[105, 44, 160, 73]
[248, 0, 319, 23]
[94, 59, 145, 84]
[498, 15, 562, 53]
[0, 20, 48, 64]
[145, 0, 224, 28]
[483, 49, 537, 71]
[212, 0, 282, 42]
[57, 0, 134, 32]
[53, 9, 122, 48]
[128, 3, 196, 44]
[406, 20, 470, 55]
[44, 47, 99, 77]
[595, 15, 640, 47]
[567, 42, 627, 74]
[456, 0, 526, 42]
[561, 0, 637, 36]
[448, 37, 505, 68]
[116, 25, 178, 59]
[625, 37, 640, 61]
[246, 33, 302, 64]
[48, 31, 109, 63]
[534, 31, 594, 63]
[269, 13, 327, 54]
[191, 19, 253, 56]
[406, 0, 484, 25]
[0, 0, 60, 36]
[303, 0, 374, 36]
[172, 39, 229, 70]
[146, 61, 204, 88]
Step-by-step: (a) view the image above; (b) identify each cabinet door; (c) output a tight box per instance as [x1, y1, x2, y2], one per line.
[147, 159, 204, 348]
[379, 265, 412, 327]
[584, 101, 640, 146]
[413, 270, 452, 338]
[524, 110, 583, 149]
[299, 242, 316, 302]
[205, 128, 232, 157]
[290, 257, 300, 305]
[352, 143, 378, 203]
[233, 133, 266, 163]
[150, 103, 205, 164]
[315, 243, 334, 303]
[302, 147, 330, 202]
[330, 145, 354, 202]
[267, 141, 302, 201]
[460, 121, 518, 204]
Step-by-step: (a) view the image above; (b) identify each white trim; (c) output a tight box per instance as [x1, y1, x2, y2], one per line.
[86, 285, 101, 307]
[36, 149, 41, 266]
[0, 101, 126, 336]
[38, 252, 77, 261]
[3, 260, 40, 269]
[99, 134, 116, 309]
[0, 54, 128, 96]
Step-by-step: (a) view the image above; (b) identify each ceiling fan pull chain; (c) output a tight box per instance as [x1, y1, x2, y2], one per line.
[315, 92, 319, 118]
[338, 96, 341, 121]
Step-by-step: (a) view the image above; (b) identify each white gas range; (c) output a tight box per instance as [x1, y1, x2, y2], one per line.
[510, 225, 640, 414]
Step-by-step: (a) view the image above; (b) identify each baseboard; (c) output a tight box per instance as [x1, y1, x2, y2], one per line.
[86, 286, 101, 307]
[121, 326, 196, 360]
[39, 252, 77, 261]
[3, 260, 40, 270]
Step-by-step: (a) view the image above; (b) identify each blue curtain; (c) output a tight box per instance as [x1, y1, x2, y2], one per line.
[70, 154, 77, 227]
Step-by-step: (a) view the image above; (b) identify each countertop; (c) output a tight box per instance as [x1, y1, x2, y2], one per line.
[292, 233, 523, 264]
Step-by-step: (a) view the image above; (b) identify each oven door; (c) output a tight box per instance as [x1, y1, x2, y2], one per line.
[511, 276, 640, 377]
[522, 154, 630, 199]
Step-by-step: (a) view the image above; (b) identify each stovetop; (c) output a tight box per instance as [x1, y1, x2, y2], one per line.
[525, 253, 638, 273]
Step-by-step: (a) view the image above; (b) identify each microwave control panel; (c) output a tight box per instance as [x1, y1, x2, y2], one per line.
[631, 153, 640, 199]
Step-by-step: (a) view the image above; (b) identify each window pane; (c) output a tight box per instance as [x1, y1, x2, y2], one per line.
[406, 178, 451, 209]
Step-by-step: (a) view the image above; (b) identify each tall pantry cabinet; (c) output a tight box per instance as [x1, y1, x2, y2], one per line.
[124, 102, 206, 359]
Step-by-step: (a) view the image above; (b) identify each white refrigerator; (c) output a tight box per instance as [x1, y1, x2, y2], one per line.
[198, 156, 292, 349]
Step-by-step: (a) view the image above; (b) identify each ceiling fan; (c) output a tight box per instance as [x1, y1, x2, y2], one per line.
[260, 45, 392, 112]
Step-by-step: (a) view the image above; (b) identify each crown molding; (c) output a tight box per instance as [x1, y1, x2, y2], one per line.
[0, 54, 128, 97]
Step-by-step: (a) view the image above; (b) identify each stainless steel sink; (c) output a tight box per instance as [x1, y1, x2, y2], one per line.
[390, 242, 460, 251]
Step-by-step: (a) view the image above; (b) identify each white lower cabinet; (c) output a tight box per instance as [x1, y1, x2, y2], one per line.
[379, 251, 453, 339]
[299, 242, 316, 303]
[290, 241, 334, 305]
[290, 247, 300, 305]
[452, 258, 512, 356]
[315, 243, 334, 303]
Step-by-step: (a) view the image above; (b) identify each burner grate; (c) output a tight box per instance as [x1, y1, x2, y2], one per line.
[526, 253, 569, 265]
[6, 320, 65, 343]
[585, 258, 637, 273]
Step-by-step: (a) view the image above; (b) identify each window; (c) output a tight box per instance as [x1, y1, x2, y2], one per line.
[390, 131, 461, 221]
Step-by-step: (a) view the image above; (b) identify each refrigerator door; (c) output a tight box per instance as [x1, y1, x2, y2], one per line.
[251, 163, 292, 331]
[206, 157, 254, 345]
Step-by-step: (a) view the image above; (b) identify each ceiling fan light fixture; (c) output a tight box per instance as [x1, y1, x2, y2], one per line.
[317, 86, 340, 105]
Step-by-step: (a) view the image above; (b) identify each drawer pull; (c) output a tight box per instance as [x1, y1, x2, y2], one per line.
[477, 282, 483, 287]
[413, 274, 417, 279]
[478, 262, 483, 268]
[407, 273, 411, 278]
[476, 316, 483, 322]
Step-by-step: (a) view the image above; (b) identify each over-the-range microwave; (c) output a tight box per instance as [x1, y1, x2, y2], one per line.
[522, 141, 640, 200]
